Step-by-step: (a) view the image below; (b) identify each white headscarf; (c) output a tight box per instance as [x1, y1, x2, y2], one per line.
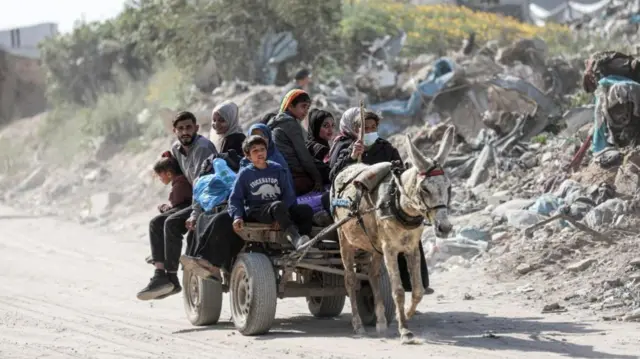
[339, 107, 360, 137]
[209, 100, 241, 151]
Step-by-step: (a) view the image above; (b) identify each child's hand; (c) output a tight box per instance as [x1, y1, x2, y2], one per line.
[158, 204, 171, 213]
[233, 218, 244, 233]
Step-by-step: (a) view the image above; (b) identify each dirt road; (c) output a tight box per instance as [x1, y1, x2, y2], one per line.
[1, 204, 639, 359]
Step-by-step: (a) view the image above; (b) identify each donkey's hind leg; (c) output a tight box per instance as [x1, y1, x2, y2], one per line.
[338, 228, 365, 336]
[368, 252, 388, 336]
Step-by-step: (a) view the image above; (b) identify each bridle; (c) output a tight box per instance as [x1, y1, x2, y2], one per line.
[392, 162, 450, 225]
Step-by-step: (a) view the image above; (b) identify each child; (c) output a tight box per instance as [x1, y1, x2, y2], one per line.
[267, 89, 323, 195]
[155, 152, 193, 213]
[138, 154, 192, 300]
[228, 135, 313, 251]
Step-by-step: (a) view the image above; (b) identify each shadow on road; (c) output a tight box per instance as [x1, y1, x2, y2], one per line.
[178, 311, 638, 359]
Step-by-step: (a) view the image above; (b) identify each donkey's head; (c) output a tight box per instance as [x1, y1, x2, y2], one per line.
[403, 126, 455, 238]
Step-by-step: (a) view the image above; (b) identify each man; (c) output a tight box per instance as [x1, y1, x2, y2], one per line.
[137, 111, 217, 301]
[282, 68, 312, 96]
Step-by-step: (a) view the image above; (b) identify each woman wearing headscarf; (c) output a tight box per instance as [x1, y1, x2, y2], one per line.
[328, 107, 360, 180]
[328, 108, 431, 293]
[209, 100, 245, 154]
[267, 89, 323, 195]
[180, 101, 246, 282]
[240, 123, 292, 184]
[306, 108, 335, 184]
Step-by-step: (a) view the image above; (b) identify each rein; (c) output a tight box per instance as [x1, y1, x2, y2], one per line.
[391, 163, 448, 225]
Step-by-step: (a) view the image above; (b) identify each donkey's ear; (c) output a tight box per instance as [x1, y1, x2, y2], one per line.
[434, 125, 455, 165]
[405, 134, 430, 171]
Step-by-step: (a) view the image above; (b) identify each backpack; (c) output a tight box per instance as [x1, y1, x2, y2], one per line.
[583, 51, 640, 93]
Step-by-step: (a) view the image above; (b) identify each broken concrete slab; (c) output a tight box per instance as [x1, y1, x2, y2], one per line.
[567, 258, 596, 272]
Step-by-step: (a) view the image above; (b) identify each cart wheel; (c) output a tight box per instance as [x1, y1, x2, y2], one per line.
[306, 273, 345, 318]
[356, 266, 395, 326]
[229, 253, 277, 335]
[183, 268, 223, 326]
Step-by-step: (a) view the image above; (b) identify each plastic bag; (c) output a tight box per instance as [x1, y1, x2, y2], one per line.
[193, 158, 236, 212]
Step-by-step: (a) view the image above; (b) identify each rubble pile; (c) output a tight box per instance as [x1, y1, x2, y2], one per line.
[3, 10, 640, 321]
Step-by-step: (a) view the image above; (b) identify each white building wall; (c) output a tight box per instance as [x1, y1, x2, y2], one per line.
[0, 22, 58, 58]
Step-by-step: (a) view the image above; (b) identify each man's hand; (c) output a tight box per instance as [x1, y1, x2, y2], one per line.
[158, 204, 171, 213]
[350, 140, 364, 160]
[233, 218, 244, 233]
[185, 217, 197, 231]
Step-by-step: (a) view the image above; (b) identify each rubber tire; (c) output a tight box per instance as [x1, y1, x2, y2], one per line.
[229, 253, 277, 336]
[182, 268, 223, 326]
[356, 266, 396, 326]
[306, 273, 346, 318]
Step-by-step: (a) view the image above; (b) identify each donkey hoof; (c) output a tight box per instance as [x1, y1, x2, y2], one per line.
[354, 326, 367, 337]
[400, 331, 421, 345]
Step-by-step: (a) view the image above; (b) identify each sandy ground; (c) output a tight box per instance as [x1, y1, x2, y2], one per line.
[1, 204, 639, 359]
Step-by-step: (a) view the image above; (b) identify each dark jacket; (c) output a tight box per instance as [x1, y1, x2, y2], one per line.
[267, 112, 322, 185]
[219, 133, 245, 156]
[329, 138, 402, 183]
[215, 132, 245, 173]
[168, 175, 192, 208]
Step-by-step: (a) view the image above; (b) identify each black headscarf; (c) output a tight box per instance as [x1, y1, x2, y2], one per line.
[306, 108, 333, 162]
[307, 109, 332, 147]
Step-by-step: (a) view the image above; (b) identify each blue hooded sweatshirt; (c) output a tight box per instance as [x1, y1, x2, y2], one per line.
[228, 160, 296, 220]
[240, 123, 293, 185]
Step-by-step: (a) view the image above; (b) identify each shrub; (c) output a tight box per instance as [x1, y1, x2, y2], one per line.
[339, 1, 573, 57]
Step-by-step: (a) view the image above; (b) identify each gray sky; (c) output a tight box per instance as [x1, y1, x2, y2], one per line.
[0, 0, 127, 33]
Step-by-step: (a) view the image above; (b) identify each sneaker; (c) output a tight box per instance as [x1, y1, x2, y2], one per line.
[156, 273, 182, 299]
[136, 270, 175, 301]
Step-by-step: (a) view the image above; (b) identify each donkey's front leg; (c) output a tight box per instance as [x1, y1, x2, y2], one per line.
[338, 229, 365, 335]
[382, 244, 413, 344]
[405, 243, 425, 320]
[368, 252, 387, 336]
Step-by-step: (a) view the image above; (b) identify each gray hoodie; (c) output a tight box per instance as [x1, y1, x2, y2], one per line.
[171, 134, 217, 220]
[268, 112, 322, 185]
[171, 134, 217, 185]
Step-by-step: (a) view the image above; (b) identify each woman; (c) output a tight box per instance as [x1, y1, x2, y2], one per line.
[329, 110, 402, 181]
[209, 100, 245, 171]
[267, 89, 323, 195]
[329, 109, 431, 293]
[306, 108, 335, 162]
[180, 102, 247, 281]
[240, 123, 290, 172]
[306, 108, 335, 185]
[328, 107, 360, 181]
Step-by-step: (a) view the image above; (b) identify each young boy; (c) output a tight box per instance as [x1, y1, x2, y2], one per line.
[138, 154, 193, 300]
[154, 153, 192, 214]
[229, 135, 313, 250]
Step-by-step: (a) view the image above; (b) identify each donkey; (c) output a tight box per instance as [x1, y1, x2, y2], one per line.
[331, 126, 455, 344]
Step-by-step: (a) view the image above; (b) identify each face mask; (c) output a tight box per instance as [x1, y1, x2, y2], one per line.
[363, 132, 379, 146]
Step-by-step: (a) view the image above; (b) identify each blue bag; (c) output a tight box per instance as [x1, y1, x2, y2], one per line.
[193, 158, 236, 212]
